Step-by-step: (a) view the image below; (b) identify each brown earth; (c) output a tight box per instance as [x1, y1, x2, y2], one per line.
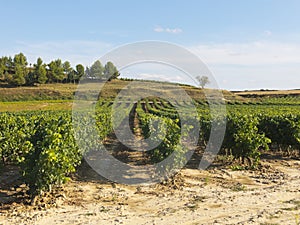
[1, 155, 299, 225]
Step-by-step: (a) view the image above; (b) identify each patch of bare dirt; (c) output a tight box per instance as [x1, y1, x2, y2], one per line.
[1, 156, 300, 225]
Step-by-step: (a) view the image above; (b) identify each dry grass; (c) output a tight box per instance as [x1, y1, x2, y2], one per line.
[0, 83, 76, 101]
[235, 89, 300, 97]
[0, 79, 242, 102]
[0, 100, 73, 112]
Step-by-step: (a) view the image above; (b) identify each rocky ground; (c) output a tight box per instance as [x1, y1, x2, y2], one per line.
[1, 155, 300, 225]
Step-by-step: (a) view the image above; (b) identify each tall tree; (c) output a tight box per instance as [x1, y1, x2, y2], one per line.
[0, 56, 14, 77]
[48, 59, 65, 83]
[0, 57, 6, 80]
[9, 53, 28, 86]
[9, 65, 26, 86]
[25, 71, 35, 85]
[90, 60, 104, 79]
[196, 75, 210, 89]
[63, 61, 73, 82]
[67, 64, 85, 83]
[74, 64, 85, 83]
[104, 61, 119, 80]
[4, 73, 13, 85]
[13, 53, 28, 68]
[35, 58, 47, 84]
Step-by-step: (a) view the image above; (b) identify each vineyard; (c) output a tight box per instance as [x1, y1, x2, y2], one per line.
[1, 96, 300, 197]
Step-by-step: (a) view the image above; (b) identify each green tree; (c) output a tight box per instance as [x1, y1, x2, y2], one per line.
[63, 61, 73, 82]
[10, 53, 28, 86]
[48, 59, 65, 83]
[104, 61, 119, 80]
[25, 71, 35, 85]
[35, 58, 47, 84]
[0, 56, 13, 78]
[74, 64, 85, 83]
[67, 70, 75, 83]
[9, 65, 26, 86]
[13, 53, 28, 68]
[0, 67, 3, 81]
[67, 64, 85, 83]
[4, 72, 13, 85]
[90, 60, 103, 79]
[0, 57, 7, 80]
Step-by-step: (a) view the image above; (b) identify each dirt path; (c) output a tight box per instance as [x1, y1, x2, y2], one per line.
[1, 157, 300, 225]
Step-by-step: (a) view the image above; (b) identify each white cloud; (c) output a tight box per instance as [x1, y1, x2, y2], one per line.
[263, 30, 272, 37]
[154, 27, 164, 33]
[154, 26, 183, 34]
[165, 28, 183, 34]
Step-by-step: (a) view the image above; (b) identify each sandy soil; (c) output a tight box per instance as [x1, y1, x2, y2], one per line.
[1, 156, 300, 225]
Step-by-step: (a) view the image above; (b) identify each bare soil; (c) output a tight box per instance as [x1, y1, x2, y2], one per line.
[1, 155, 300, 225]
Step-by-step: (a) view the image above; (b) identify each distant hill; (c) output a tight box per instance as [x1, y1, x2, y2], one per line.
[0, 79, 243, 102]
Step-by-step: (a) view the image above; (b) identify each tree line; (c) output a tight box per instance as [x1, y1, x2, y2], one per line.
[0, 53, 120, 86]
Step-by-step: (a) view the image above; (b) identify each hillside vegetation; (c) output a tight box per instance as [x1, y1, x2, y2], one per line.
[0, 79, 243, 110]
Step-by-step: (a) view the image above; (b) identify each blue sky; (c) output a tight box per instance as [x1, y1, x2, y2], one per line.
[1, 0, 300, 90]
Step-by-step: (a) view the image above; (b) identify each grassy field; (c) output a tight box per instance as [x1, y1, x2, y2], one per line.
[0, 80, 244, 111]
[0, 83, 76, 101]
[1, 79, 299, 112]
[0, 100, 73, 112]
[1, 81, 300, 225]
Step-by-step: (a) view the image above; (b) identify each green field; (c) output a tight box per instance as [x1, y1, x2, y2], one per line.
[0, 81, 299, 197]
